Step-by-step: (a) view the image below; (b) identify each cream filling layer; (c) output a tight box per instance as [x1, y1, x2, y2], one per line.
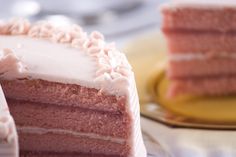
[169, 53, 236, 61]
[17, 126, 125, 144]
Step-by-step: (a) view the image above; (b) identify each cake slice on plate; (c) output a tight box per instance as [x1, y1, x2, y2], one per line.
[0, 19, 146, 157]
[161, 0, 236, 96]
[0, 85, 18, 157]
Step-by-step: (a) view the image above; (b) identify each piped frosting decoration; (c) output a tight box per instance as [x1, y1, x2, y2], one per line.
[0, 113, 14, 143]
[0, 18, 132, 95]
[0, 48, 26, 79]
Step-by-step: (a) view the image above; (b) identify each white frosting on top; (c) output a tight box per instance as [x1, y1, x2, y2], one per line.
[0, 19, 132, 96]
[0, 86, 19, 157]
[0, 36, 95, 86]
[161, 0, 236, 9]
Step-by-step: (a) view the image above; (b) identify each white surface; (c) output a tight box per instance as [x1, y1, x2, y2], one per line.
[142, 117, 236, 157]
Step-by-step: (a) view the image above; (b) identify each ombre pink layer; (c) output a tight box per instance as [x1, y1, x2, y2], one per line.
[8, 99, 131, 138]
[168, 76, 236, 96]
[163, 31, 236, 54]
[168, 58, 236, 78]
[161, 6, 236, 32]
[1, 79, 126, 113]
[19, 132, 129, 156]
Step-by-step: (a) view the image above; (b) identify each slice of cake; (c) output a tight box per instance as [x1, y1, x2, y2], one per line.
[0, 19, 146, 157]
[161, 0, 236, 96]
[0, 85, 18, 157]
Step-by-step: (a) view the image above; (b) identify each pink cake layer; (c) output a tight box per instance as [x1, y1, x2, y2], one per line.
[163, 31, 236, 54]
[21, 151, 122, 157]
[19, 132, 129, 156]
[161, 6, 236, 32]
[168, 76, 236, 96]
[8, 99, 131, 138]
[1, 79, 126, 113]
[168, 58, 236, 78]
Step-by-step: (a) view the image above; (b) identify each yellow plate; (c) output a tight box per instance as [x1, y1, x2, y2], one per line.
[124, 31, 236, 128]
[124, 32, 168, 104]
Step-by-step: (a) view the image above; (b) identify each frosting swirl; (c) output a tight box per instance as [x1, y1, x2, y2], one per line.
[0, 48, 26, 79]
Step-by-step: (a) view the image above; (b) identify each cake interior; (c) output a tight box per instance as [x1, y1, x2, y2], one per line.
[1, 79, 132, 157]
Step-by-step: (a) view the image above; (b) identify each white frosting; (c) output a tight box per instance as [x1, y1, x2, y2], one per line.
[17, 126, 125, 144]
[128, 75, 147, 157]
[0, 18, 132, 96]
[169, 52, 236, 61]
[0, 86, 19, 157]
[0, 36, 96, 86]
[0, 35, 131, 96]
[161, 0, 236, 9]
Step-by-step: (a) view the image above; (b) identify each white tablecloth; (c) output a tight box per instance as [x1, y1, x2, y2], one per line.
[142, 117, 236, 157]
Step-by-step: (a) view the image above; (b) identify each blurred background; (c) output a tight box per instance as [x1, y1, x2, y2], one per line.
[0, 0, 165, 47]
[0, 1, 167, 156]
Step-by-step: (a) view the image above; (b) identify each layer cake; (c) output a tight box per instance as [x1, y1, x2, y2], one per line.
[161, 0, 236, 96]
[0, 19, 146, 157]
